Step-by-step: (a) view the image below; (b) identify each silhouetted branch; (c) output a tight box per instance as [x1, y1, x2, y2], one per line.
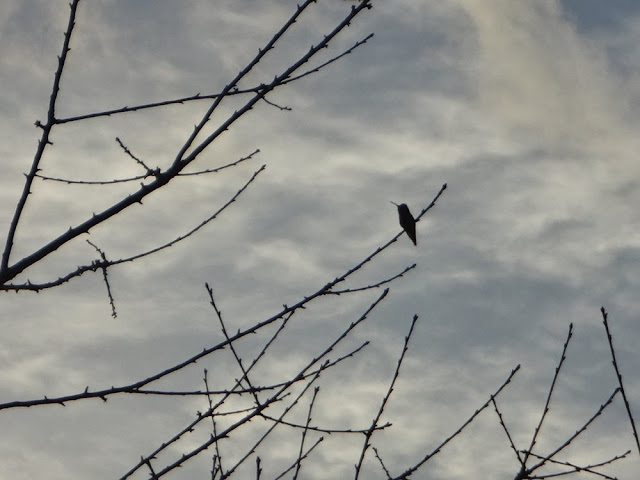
[262, 96, 292, 111]
[373, 446, 392, 479]
[116, 136, 154, 172]
[203, 369, 225, 478]
[391, 364, 521, 480]
[1, 165, 266, 291]
[134, 289, 388, 479]
[1, 0, 80, 274]
[329, 263, 417, 295]
[293, 386, 319, 480]
[354, 314, 418, 479]
[207, 284, 260, 405]
[525, 449, 630, 480]
[0, 0, 374, 288]
[492, 397, 524, 467]
[601, 306, 640, 457]
[255, 457, 261, 480]
[35, 149, 260, 184]
[415, 183, 448, 221]
[52, 34, 373, 125]
[273, 437, 324, 480]
[521, 323, 573, 468]
[86, 239, 117, 317]
[1, 183, 443, 409]
[259, 413, 388, 435]
[524, 387, 621, 477]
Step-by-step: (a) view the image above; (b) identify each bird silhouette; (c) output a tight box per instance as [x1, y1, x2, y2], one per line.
[391, 201, 417, 245]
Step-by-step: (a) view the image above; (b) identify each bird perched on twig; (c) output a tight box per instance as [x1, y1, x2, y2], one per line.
[391, 201, 417, 245]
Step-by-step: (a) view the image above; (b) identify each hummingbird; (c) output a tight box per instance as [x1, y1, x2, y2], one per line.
[391, 201, 417, 246]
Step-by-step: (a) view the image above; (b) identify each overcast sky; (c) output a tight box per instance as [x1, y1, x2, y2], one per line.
[2, 1, 640, 479]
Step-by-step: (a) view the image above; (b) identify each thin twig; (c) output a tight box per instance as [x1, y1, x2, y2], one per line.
[525, 388, 621, 476]
[492, 397, 524, 467]
[144, 289, 388, 479]
[354, 314, 419, 480]
[273, 437, 324, 480]
[390, 365, 521, 480]
[219, 370, 325, 480]
[2, 182, 443, 409]
[116, 136, 154, 172]
[203, 369, 225, 478]
[207, 284, 261, 405]
[86, 240, 117, 318]
[35, 148, 260, 184]
[521, 324, 573, 468]
[0, 0, 80, 274]
[293, 387, 320, 480]
[119, 292, 384, 480]
[255, 457, 262, 480]
[601, 306, 640, 457]
[259, 413, 388, 435]
[329, 264, 416, 295]
[525, 449, 630, 480]
[173, 0, 321, 167]
[2, 165, 266, 291]
[1, 1, 374, 287]
[52, 34, 373, 125]
[373, 446, 392, 479]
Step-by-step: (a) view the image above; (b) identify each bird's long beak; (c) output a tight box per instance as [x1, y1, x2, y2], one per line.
[390, 201, 399, 207]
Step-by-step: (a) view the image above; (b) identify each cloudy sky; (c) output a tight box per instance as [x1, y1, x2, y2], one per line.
[2, 0, 640, 479]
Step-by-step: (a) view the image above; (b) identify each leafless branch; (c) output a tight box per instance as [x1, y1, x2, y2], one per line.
[130, 288, 388, 479]
[525, 449, 630, 480]
[1, 0, 80, 274]
[601, 306, 640, 457]
[293, 386, 319, 480]
[207, 284, 261, 405]
[492, 397, 524, 467]
[0, 0, 374, 288]
[1, 182, 445, 409]
[272, 437, 324, 480]
[354, 314, 419, 479]
[329, 263, 417, 295]
[521, 323, 574, 468]
[51, 34, 373, 125]
[204, 369, 225, 478]
[522, 388, 620, 477]
[1, 165, 266, 291]
[116, 136, 154, 172]
[86, 239, 117, 317]
[35, 149, 260, 184]
[373, 446, 392, 479]
[390, 364, 521, 480]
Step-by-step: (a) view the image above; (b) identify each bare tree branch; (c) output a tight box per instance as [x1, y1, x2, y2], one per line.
[51, 34, 373, 125]
[521, 323, 574, 468]
[354, 314, 419, 479]
[1, 165, 266, 290]
[601, 306, 640, 457]
[0, 0, 374, 288]
[390, 365, 521, 480]
[1, 0, 80, 274]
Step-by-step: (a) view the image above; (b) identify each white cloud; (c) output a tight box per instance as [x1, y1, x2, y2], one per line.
[2, 1, 640, 478]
